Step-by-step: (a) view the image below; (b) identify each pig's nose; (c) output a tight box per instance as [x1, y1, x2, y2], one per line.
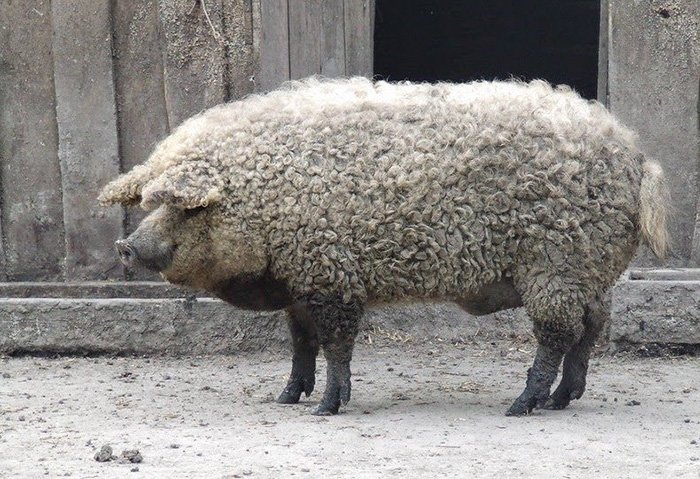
[115, 239, 136, 267]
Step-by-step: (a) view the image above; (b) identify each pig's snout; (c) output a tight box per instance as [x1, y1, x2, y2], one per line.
[114, 230, 174, 272]
[115, 239, 136, 268]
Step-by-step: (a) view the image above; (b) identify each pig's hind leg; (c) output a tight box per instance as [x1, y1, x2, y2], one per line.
[542, 292, 609, 410]
[506, 274, 586, 416]
[277, 304, 320, 404]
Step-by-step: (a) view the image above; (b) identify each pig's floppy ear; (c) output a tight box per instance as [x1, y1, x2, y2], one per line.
[140, 160, 225, 210]
[98, 164, 153, 207]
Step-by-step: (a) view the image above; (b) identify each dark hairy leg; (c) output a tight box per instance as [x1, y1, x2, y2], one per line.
[507, 275, 586, 416]
[506, 344, 567, 416]
[542, 293, 610, 410]
[304, 295, 362, 416]
[277, 303, 320, 404]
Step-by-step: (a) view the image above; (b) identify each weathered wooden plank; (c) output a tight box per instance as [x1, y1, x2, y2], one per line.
[0, 0, 65, 280]
[694, 186, 700, 266]
[289, 0, 323, 79]
[52, 0, 123, 279]
[0, 133, 5, 280]
[608, 0, 699, 266]
[597, 0, 609, 105]
[221, 0, 257, 99]
[112, 0, 170, 280]
[251, 0, 262, 77]
[257, 0, 289, 91]
[0, 204, 5, 280]
[321, 0, 346, 77]
[344, 0, 374, 77]
[113, 0, 170, 176]
[158, 0, 228, 128]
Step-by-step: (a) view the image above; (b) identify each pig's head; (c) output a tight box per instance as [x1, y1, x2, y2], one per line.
[100, 160, 268, 290]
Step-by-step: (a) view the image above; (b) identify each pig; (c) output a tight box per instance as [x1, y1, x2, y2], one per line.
[100, 77, 668, 415]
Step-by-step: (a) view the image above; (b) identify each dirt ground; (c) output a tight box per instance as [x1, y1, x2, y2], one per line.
[1, 336, 699, 479]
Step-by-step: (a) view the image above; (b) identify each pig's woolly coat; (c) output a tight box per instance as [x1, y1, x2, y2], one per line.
[100, 77, 666, 340]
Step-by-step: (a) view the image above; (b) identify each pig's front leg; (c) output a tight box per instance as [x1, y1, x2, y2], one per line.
[302, 294, 362, 416]
[277, 303, 319, 404]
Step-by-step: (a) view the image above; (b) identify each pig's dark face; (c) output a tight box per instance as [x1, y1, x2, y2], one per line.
[115, 206, 181, 273]
[115, 204, 267, 291]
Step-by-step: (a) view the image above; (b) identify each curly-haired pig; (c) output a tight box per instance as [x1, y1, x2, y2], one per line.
[100, 77, 668, 416]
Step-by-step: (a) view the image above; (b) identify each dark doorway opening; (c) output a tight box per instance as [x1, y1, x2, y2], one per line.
[374, 1, 601, 100]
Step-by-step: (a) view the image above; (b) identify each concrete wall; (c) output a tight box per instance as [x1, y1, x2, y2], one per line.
[606, 0, 700, 267]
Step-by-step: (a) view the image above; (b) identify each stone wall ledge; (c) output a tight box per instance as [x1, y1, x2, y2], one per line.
[1, 269, 698, 355]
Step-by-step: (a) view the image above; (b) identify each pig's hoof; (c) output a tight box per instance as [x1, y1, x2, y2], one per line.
[541, 384, 584, 410]
[310, 377, 350, 415]
[505, 402, 531, 416]
[541, 396, 568, 410]
[505, 394, 537, 416]
[310, 402, 339, 416]
[276, 375, 315, 404]
[277, 387, 302, 404]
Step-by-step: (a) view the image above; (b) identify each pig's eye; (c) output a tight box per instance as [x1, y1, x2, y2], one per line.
[184, 206, 206, 219]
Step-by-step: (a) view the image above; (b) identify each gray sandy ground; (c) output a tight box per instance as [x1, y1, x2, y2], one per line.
[1, 337, 699, 479]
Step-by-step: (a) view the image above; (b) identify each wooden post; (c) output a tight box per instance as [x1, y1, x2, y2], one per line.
[222, 0, 257, 100]
[52, 0, 124, 279]
[597, 0, 609, 105]
[0, 0, 66, 280]
[158, 0, 228, 128]
[288, 0, 323, 79]
[344, 0, 374, 77]
[321, 0, 346, 77]
[258, 0, 290, 91]
[694, 216, 700, 266]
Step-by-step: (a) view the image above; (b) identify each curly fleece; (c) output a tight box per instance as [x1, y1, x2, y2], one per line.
[100, 77, 666, 341]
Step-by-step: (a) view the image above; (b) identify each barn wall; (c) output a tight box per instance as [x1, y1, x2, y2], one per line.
[259, 0, 374, 88]
[2, 0, 255, 280]
[3, 0, 694, 282]
[0, 0, 374, 281]
[0, 1, 697, 354]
